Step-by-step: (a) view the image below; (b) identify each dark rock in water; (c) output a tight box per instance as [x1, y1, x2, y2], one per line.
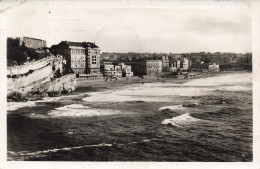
[126, 101, 145, 104]
[27, 94, 43, 101]
[84, 94, 91, 97]
[47, 91, 61, 97]
[7, 92, 28, 102]
[183, 103, 199, 107]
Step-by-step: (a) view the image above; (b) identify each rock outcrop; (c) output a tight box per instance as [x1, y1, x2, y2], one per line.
[7, 55, 76, 101]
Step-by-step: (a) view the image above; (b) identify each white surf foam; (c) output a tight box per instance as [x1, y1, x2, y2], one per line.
[218, 85, 251, 91]
[7, 101, 36, 111]
[184, 73, 252, 87]
[7, 94, 81, 112]
[48, 108, 126, 117]
[158, 105, 186, 111]
[82, 74, 252, 103]
[54, 104, 90, 111]
[8, 143, 113, 160]
[8, 138, 164, 160]
[82, 91, 172, 102]
[27, 104, 131, 118]
[27, 113, 47, 119]
[161, 113, 200, 127]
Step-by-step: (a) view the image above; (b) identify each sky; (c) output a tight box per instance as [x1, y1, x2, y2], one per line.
[0, 0, 252, 53]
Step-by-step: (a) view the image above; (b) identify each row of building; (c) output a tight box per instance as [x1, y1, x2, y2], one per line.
[8, 36, 221, 78]
[49, 41, 196, 77]
[100, 57, 197, 77]
[101, 62, 134, 79]
[50, 41, 101, 76]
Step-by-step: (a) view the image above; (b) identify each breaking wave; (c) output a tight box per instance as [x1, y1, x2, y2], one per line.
[161, 113, 200, 127]
[53, 104, 90, 111]
[184, 73, 252, 87]
[7, 95, 76, 112]
[82, 91, 172, 102]
[218, 85, 251, 91]
[8, 143, 113, 160]
[7, 101, 36, 111]
[158, 105, 186, 111]
[8, 138, 163, 160]
[27, 104, 131, 118]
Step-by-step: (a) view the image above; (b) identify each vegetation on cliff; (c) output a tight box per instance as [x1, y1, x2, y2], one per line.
[7, 40, 50, 66]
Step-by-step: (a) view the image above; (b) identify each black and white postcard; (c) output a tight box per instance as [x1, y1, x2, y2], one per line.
[0, 0, 260, 169]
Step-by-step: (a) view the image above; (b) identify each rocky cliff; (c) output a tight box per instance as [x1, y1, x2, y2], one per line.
[7, 55, 76, 101]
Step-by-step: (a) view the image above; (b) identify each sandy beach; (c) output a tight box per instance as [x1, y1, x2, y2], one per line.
[75, 70, 250, 93]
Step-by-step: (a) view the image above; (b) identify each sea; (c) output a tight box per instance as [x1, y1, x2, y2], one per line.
[7, 72, 253, 161]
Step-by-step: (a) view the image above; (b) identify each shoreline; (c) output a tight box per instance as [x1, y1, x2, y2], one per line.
[75, 70, 250, 92]
[7, 70, 250, 103]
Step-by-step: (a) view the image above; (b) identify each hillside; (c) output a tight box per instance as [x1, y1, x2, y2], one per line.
[7, 39, 50, 66]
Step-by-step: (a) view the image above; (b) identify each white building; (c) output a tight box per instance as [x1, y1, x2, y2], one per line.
[209, 63, 220, 72]
[118, 63, 133, 77]
[182, 58, 189, 70]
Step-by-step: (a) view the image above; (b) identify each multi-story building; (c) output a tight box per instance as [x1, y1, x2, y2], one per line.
[125, 60, 162, 76]
[182, 58, 189, 70]
[103, 64, 116, 79]
[50, 41, 86, 75]
[162, 56, 169, 72]
[83, 42, 101, 74]
[50, 41, 101, 76]
[102, 64, 125, 79]
[172, 59, 181, 70]
[188, 60, 192, 68]
[8, 37, 47, 49]
[146, 60, 162, 74]
[125, 61, 147, 76]
[208, 63, 220, 72]
[118, 63, 133, 77]
[169, 62, 177, 72]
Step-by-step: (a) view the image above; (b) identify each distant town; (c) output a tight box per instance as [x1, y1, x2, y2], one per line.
[7, 36, 252, 82]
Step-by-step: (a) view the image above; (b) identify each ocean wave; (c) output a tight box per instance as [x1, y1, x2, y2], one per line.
[218, 86, 251, 91]
[8, 138, 164, 160]
[158, 105, 186, 111]
[54, 104, 90, 111]
[27, 104, 131, 118]
[8, 143, 113, 160]
[161, 113, 200, 127]
[184, 73, 252, 87]
[7, 94, 83, 112]
[83, 92, 172, 102]
[48, 108, 125, 118]
[7, 101, 36, 111]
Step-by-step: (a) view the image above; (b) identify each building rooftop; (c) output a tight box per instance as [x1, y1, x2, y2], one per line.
[82, 42, 99, 48]
[23, 36, 46, 41]
[64, 41, 85, 47]
[59, 41, 99, 48]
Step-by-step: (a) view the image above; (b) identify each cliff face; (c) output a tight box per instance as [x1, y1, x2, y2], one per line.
[7, 55, 76, 101]
[37, 74, 76, 95]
